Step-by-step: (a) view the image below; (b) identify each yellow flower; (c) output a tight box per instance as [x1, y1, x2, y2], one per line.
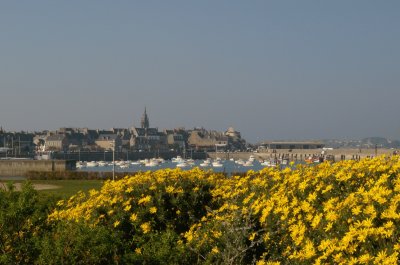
[326, 211, 338, 222]
[359, 253, 372, 263]
[140, 222, 151, 234]
[138, 195, 152, 205]
[212, 230, 222, 239]
[135, 248, 142, 254]
[324, 222, 333, 232]
[149, 207, 157, 214]
[130, 213, 138, 222]
[113, 220, 120, 227]
[211, 246, 219, 253]
[351, 206, 362, 216]
[166, 185, 175, 193]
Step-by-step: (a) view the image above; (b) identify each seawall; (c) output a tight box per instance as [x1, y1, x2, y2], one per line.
[0, 159, 76, 177]
[207, 148, 396, 162]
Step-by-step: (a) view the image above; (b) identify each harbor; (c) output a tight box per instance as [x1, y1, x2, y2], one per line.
[1, 147, 396, 178]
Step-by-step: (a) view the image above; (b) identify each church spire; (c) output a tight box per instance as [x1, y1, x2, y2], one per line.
[141, 107, 150, 129]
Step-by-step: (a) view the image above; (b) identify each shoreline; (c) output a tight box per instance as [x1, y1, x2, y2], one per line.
[207, 148, 396, 161]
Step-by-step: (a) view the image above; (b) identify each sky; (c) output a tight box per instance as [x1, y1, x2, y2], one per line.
[0, 1, 399, 143]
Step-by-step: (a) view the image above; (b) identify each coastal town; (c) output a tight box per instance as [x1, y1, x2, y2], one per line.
[1, 108, 399, 161]
[0, 109, 246, 158]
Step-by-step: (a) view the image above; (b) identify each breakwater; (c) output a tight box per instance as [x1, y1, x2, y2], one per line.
[0, 159, 76, 177]
[207, 148, 395, 162]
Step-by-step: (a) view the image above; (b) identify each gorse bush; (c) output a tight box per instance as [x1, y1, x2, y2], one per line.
[0, 182, 56, 264]
[3, 156, 400, 264]
[48, 168, 224, 264]
[48, 156, 400, 264]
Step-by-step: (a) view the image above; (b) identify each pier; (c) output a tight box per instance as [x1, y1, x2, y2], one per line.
[207, 148, 395, 162]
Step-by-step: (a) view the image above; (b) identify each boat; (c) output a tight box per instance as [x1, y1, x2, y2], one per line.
[243, 160, 254, 167]
[145, 159, 159, 167]
[98, 161, 107, 167]
[261, 159, 277, 167]
[212, 160, 223, 167]
[200, 159, 211, 167]
[172, 156, 185, 163]
[281, 159, 288, 165]
[186, 158, 195, 165]
[76, 161, 86, 169]
[86, 161, 98, 167]
[235, 159, 245, 165]
[176, 162, 190, 168]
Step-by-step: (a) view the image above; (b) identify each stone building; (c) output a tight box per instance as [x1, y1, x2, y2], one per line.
[165, 129, 186, 150]
[95, 134, 122, 151]
[225, 127, 246, 151]
[188, 128, 228, 152]
[45, 135, 69, 151]
[130, 108, 167, 151]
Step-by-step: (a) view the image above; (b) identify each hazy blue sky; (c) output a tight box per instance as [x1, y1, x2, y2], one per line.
[1, 1, 399, 142]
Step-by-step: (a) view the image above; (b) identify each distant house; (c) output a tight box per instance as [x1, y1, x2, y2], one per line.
[131, 127, 167, 151]
[95, 134, 122, 151]
[165, 130, 185, 150]
[188, 128, 228, 152]
[45, 135, 69, 151]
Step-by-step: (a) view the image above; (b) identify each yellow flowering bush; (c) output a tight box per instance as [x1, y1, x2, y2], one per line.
[48, 168, 225, 263]
[48, 156, 400, 264]
[185, 156, 400, 264]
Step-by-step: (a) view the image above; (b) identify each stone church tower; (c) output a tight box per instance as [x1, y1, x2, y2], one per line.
[141, 107, 150, 129]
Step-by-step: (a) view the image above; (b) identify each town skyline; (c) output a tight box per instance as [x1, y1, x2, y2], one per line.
[1, 107, 399, 161]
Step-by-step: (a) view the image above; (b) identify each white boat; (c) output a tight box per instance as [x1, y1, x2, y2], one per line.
[261, 160, 277, 167]
[176, 162, 190, 168]
[235, 159, 245, 165]
[98, 161, 107, 167]
[154, 158, 165, 164]
[243, 160, 254, 167]
[261, 160, 270, 166]
[212, 161, 223, 167]
[76, 161, 86, 169]
[185, 159, 194, 165]
[199, 159, 211, 167]
[172, 156, 185, 163]
[86, 161, 98, 167]
[145, 160, 159, 167]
